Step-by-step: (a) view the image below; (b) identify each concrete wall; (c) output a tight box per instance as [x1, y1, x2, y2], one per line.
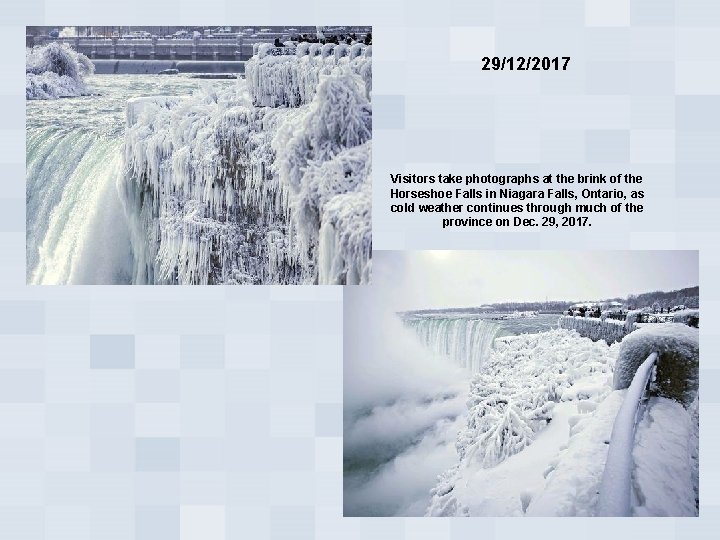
[30, 36, 255, 61]
[92, 60, 245, 75]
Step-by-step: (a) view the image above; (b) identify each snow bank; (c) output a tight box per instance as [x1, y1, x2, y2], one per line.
[559, 315, 630, 344]
[613, 324, 699, 406]
[426, 329, 616, 516]
[123, 51, 371, 284]
[531, 392, 698, 516]
[632, 397, 698, 516]
[526, 390, 625, 516]
[26, 42, 94, 100]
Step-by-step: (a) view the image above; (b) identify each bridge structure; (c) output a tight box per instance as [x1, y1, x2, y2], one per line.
[27, 35, 264, 61]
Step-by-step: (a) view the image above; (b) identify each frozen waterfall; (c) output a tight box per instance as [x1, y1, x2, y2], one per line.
[404, 317, 506, 373]
[27, 125, 133, 284]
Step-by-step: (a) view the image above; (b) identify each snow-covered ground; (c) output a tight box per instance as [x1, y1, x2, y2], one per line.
[447, 400, 578, 516]
[632, 396, 698, 516]
[527, 390, 625, 516]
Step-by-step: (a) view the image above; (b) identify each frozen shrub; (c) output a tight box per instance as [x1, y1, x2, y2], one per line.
[457, 330, 614, 467]
[426, 329, 617, 516]
[624, 309, 642, 332]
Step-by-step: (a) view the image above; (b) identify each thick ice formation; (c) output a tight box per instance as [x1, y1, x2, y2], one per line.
[427, 329, 616, 516]
[273, 67, 372, 284]
[26, 42, 94, 100]
[559, 315, 629, 343]
[122, 46, 372, 284]
[672, 308, 699, 326]
[245, 43, 371, 107]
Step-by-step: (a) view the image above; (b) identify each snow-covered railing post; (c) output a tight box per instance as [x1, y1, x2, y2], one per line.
[597, 351, 658, 516]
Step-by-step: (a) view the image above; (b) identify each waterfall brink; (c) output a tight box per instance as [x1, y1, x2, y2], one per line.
[27, 125, 133, 285]
[404, 317, 505, 373]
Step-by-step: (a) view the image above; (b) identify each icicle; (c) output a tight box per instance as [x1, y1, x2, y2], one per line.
[121, 47, 372, 284]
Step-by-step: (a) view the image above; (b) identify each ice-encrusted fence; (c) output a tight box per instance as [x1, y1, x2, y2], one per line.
[245, 42, 371, 107]
[559, 316, 630, 344]
[597, 352, 658, 516]
[122, 44, 371, 284]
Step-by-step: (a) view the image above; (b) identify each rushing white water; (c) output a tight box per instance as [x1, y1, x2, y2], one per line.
[26, 75, 230, 284]
[27, 129, 130, 284]
[404, 316, 506, 373]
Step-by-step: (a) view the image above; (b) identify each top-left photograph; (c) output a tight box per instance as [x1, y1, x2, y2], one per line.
[26, 25, 372, 285]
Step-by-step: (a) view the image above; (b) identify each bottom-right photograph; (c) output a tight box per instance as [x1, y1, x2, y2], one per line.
[344, 250, 699, 517]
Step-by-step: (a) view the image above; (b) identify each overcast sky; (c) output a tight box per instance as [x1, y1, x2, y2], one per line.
[373, 251, 699, 311]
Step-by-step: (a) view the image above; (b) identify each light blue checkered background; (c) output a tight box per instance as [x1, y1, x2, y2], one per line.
[2, 0, 719, 538]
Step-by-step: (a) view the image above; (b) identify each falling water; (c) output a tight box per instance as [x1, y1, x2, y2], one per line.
[403, 313, 561, 373]
[26, 74, 232, 284]
[404, 316, 507, 372]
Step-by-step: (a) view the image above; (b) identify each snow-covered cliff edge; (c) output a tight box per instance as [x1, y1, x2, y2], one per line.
[122, 45, 372, 284]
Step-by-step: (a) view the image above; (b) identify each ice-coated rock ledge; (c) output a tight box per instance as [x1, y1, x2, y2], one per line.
[121, 45, 372, 285]
[126, 96, 186, 127]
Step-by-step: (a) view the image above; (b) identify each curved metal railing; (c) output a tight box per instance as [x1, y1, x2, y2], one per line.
[596, 351, 658, 516]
